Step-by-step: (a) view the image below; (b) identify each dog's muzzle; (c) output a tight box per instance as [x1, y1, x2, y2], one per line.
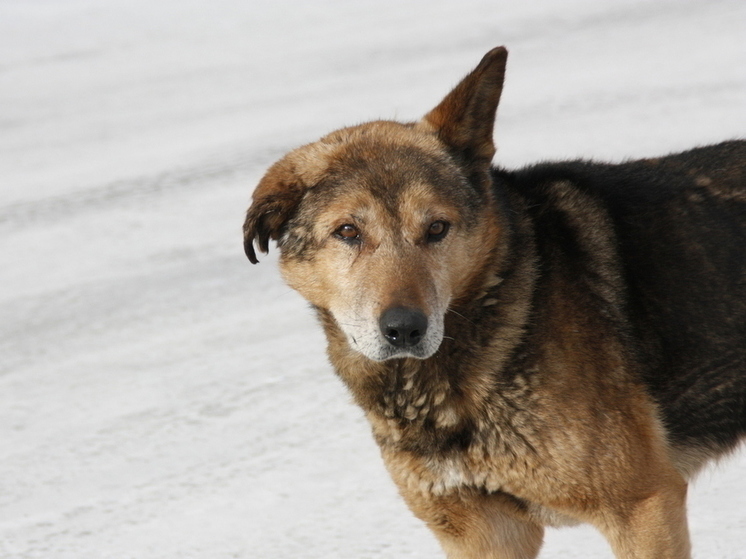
[335, 304, 442, 361]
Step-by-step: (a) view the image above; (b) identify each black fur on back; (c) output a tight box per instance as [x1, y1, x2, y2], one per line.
[494, 140, 746, 454]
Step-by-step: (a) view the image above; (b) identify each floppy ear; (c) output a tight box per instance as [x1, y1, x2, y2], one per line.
[243, 159, 306, 264]
[421, 46, 507, 170]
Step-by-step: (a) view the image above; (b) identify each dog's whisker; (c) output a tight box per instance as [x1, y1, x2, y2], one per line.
[447, 308, 476, 326]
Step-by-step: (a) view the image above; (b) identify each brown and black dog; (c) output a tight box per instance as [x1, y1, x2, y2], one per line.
[243, 47, 745, 558]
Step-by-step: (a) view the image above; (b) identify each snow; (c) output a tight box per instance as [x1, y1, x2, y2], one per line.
[1, 0, 744, 557]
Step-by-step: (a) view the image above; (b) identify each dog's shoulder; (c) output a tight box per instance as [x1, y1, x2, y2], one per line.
[492, 140, 746, 252]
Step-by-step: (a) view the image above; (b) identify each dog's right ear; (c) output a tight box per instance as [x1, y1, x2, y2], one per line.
[244, 140, 341, 263]
[243, 158, 306, 264]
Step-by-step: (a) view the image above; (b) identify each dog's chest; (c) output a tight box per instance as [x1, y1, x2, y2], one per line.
[368, 383, 539, 494]
[375, 417, 580, 528]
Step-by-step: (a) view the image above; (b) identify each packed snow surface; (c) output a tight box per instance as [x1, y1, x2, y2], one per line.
[1, 1, 744, 557]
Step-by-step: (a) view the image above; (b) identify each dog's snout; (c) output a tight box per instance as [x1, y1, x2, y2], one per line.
[379, 307, 428, 348]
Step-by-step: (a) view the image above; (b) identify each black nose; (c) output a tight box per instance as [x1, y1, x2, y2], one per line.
[379, 307, 428, 348]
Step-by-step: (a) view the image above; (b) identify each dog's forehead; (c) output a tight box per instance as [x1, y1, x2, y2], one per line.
[308, 121, 471, 199]
[319, 120, 442, 154]
[286, 121, 450, 186]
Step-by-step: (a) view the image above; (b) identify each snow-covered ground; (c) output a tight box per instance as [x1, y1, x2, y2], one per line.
[1, 1, 744, 557]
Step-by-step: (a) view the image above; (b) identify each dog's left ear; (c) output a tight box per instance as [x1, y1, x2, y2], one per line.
[421, 46, 507, 172]
[243, 158, 306, 264]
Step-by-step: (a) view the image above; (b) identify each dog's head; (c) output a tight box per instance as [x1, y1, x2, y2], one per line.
[244, 47, 507, 361]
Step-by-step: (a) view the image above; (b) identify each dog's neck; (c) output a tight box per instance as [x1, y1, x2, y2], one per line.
[315, 191, 540, 451]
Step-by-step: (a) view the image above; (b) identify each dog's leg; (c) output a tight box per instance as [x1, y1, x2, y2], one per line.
[596, 479, 691, 559]
[401, 488, 544, 559]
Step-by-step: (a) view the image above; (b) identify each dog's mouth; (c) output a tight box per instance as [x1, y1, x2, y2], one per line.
[352, 337, 441, 361]
[376, 342, 438, 361]
[337, 306, 444, 362]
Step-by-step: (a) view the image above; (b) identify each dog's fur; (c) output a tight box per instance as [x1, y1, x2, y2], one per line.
[243, 47, 746, 558]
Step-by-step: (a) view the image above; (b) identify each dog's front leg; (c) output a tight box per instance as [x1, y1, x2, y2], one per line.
[399, 487, 544, 559]
[597, 480, 691, 559]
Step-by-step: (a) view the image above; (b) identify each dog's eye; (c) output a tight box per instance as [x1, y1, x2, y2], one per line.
[335, 224, 361, 242]
[426, 220, 450, 242]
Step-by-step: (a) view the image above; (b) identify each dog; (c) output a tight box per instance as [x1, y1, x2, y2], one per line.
[243, 47, 745, 558]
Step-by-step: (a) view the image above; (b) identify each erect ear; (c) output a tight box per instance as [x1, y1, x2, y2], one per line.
[421, 46, 507, 169]
[243, 158, 306, 264]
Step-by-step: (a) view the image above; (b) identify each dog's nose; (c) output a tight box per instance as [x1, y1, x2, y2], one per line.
[379, 307, 428, 348]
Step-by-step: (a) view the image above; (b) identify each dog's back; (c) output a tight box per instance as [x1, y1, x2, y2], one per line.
[503, 140, 746, 473]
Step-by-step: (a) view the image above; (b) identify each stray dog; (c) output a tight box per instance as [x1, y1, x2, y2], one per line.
[243, 47, 745, 558]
